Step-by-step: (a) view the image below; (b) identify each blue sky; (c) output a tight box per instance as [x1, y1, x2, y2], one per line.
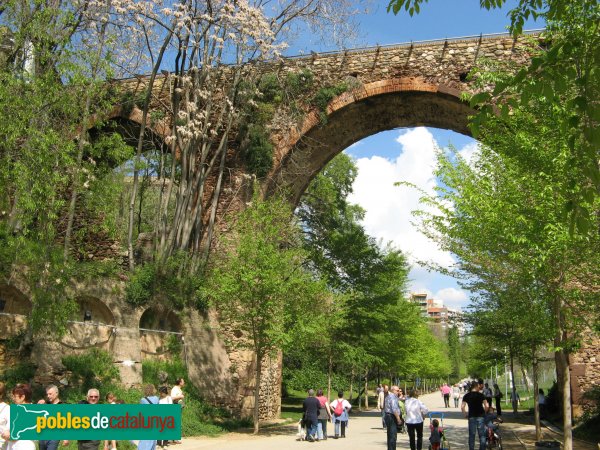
[297, 1, 542, 309]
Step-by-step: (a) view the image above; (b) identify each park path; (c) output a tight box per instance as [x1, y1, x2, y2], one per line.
[175, 391, 485, 450]
[174, 391, 595, 450]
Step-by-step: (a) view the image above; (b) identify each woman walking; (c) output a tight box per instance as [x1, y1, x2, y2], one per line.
[493, 384, 503, 416]
[404, 389, 429, 450]
[330, 391, 351, 439]
[315, 389, 331, 440]
[1, 384, 36, 450]
[452, 384, 461, 408]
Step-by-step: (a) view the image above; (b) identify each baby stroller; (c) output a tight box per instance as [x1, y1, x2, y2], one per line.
[485, 418, 502, 450]
[427, 412, 450, 450]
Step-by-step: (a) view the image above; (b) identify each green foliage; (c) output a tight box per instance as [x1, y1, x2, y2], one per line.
[239, 69, 314, 176]
[0, 362, 37, 386]
[125, 253, 203, 311]
[390, 0, 600, 233]
[296, 153, 448, 383]
[243, 124, 274, 178]
[141, 358, 188, 388]
[283, 363, 349, 394]
[311, 83, 348, 124]
[62, 348, 120, 392]
[285, 69, 314, 97]
[257, 73, 283, 103]
[120, 90, 147, 117]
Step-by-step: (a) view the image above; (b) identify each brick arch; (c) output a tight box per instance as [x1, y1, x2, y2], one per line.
[265, 77, 474, 205]
[89, 107, 169, 158]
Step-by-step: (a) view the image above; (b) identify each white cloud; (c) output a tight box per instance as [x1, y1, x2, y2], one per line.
[458, 141, 479, 166]
[434, 287, 468, 309]
[348, 127, 454, 268]
[347, 127, 471, 308]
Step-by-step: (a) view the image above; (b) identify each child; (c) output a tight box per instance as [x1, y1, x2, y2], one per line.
[484, 406, 503, 441]
[158, 386, 173, 449]
[104, 393, 118, 450]
[429, 419, 443, 450]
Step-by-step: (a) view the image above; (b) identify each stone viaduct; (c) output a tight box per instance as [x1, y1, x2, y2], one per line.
[1, 30, 598, 420]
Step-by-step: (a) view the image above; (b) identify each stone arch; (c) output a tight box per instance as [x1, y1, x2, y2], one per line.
[265, 77, 474, 205]
[74, 295, 116, 326]
[0, 282, 32, 316]
[139, 307, 183, 360]
[89, 108, 169, 157]
[0, 282, 31, 337]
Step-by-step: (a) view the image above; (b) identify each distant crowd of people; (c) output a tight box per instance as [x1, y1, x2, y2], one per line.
[0, 378, 186, 450]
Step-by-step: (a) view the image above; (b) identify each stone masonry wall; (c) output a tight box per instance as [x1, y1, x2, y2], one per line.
[569, 332, 600, 417]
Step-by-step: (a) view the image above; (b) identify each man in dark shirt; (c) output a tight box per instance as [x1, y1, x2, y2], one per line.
[461, 379, 489, 450]
[37, 385, 68, 450]
[303, 389, 321, 442]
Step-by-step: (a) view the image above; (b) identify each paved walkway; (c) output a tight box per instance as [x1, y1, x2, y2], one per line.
[171, 392, 594, 450]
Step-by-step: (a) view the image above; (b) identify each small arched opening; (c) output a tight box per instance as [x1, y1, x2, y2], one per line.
[139, 307, 183, 361]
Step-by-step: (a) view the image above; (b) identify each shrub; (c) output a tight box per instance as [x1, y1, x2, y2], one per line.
[0, 362, 37, 386]
[125, 254, 203, 311]
[142, 358, 188, 387]
[258, 73, 283, 103]
[286, 69, 314, 97]
[311, 83, 348, 124]
[243, 124, 273, 178]
[62, 348, 120, 392]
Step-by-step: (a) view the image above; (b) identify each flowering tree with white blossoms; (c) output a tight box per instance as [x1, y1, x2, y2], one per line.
[122, 0, 359, 272]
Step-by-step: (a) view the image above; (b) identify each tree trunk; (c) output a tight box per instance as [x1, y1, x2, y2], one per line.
[532, 350, 541, 441]
[327, 354, 332, 400]
[254, 352, 262, 434]
[364, 369, 369, 410]
[553, 294, 572, 450]
[349, 369, 354, 402]
[521, 365, 531, 392]
[509, 347, 518, 414]
[127, 29, 173, 270]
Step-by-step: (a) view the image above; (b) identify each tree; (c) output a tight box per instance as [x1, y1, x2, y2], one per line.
[388, 0, 600, 233]
[0, 0, 136, 337]
[297, 154, 451, 389]
[413, 125, 599, 447]
[202, 192, 326, 433]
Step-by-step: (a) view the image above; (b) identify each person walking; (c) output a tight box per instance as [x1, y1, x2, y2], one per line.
[78, 389, 102, 450]
[2, 384, 36, 450]
[302, 389, 320, 442]
[384, 386, 403, 450]
[315, 389, 331, 440]
[38, 385, 68, 450]
[440, 384, 451, 408]
[452, 384, 461, 408]
[482, 383, 493, 410]
[139, 386, 158, 450]
[378, 384, 389, 429]
[404, 389, 429, 450]
[0, 383, 9, 450]
[538, 389, 546, 419]
[158, 387, 173, 449]
[493, 384, 503, 416]
[170, 378, 185, 444]
[330, 391, 351, 439]
[461, 379, 489, 450]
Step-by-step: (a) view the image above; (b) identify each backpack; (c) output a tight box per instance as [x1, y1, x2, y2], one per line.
[334, 399, 344, 416]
